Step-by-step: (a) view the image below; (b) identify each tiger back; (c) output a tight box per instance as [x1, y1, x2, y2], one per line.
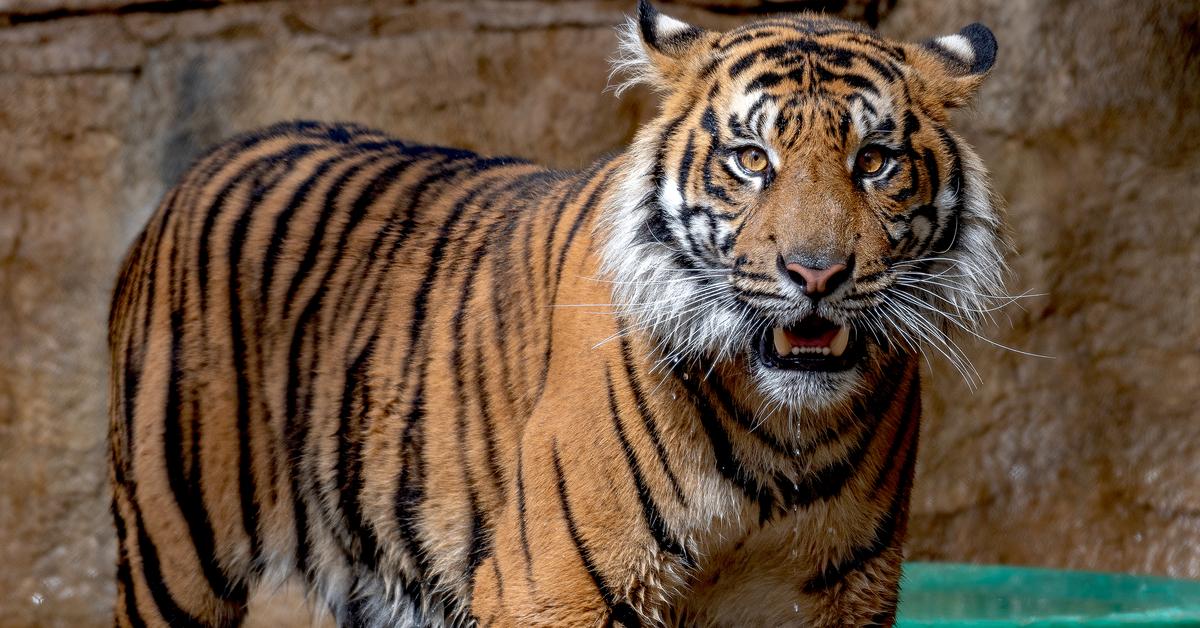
[109, 3, 1004, 626]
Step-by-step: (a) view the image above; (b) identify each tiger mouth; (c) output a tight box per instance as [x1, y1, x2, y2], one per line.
[756, 315, 865, 372]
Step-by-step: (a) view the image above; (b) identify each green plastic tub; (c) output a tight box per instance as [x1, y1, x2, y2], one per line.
[896, 563, 1200, 627]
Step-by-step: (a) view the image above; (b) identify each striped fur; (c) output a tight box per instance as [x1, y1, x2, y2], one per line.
[108, 4, 1004, 627]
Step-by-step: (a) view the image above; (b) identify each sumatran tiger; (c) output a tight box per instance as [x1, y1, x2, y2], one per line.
[107, 2, 1006, 626]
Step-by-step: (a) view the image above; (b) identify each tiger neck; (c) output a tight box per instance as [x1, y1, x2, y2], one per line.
[554, 155, 922, 498]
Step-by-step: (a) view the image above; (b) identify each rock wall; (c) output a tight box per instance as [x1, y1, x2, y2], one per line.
[0, 0, 1195, 625]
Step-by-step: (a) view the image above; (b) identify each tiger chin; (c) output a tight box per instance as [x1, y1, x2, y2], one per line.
[107, 2, 1006, 627]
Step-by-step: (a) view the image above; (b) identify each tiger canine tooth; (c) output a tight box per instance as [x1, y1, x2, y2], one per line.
[773, 327, 791, 356]
[830, 325, 850, 357]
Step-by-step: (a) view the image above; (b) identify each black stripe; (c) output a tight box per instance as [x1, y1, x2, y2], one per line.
[198, 141, 325, 317]
[130, 499, 206, 627]
[605, 368, 689, 561]
[674, 365, 773, 521]
[473, 338, 505, 492]
[676, 130, 698, 212]
[893, 157, 922, 203]
[393, 160, 526, 582]
[700, 136, 734, 205]
[515, 446, 535, 582]
[540, 164, 601, 307]
[280, 142, 406, 318]
[716, 28, 779, 52]
[811, 66, 882, 97]
[486, 171, 561, 425]
[294, 147, 427, 549]
[111, 498, 149, 628]
[733, 286, 791, 302]
[731, 267, 775, 283]
[929, 128, 966, 254]
[164, 209, 248, 605]
[617, 333, 686, 505]
[120, 207, 175, 475]
[803, 406, 918, 593]
[488, 192, 523, 417]
[784, 359, 911, 511]
[491, 558, 505, 601]
[227, 143, 325, 568]
[551, 441, 636, 625]
[871, 372, 921, 494]
[260, 148, 366, 312]
[336, 332, 381, 567]
[536, 162, 616, 398]
[448, 181, 531, 576]
[283, 147, 413, 572]
[551, 165, 616, 299]
[922, 147, 941, 206]
[747, 70, 785, 91]
[705, 374, 792, 457]
[519, 174, 552, 307]
[448, 171, 560, 576]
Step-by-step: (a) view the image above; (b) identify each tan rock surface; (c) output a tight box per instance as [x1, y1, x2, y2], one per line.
[0, 0, 1194, 625]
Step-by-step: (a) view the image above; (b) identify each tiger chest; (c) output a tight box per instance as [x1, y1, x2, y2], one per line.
[677, 489, 890, 626]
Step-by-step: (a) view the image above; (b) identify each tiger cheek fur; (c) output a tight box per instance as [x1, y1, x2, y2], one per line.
[107, 2, 1003, 627]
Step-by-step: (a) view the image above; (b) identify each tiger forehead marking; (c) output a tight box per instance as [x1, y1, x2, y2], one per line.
[108, 2, 1005, 627]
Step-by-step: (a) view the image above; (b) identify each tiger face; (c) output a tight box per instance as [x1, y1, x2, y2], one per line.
[604, 2, 1006, 410]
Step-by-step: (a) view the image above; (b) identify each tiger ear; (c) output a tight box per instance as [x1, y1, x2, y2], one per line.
[637, 0, 709, 59]
[905, 23, 998, 108]
[614, 1, 716, 93]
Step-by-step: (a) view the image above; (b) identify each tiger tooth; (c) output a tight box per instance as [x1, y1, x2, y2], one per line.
[773, 327, 791, 357]
[830, 325, 850, 357]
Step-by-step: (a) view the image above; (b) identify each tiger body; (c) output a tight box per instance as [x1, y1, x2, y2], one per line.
[109, 4, 1004, 627]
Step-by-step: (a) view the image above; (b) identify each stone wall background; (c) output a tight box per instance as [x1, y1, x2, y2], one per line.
[0, 0, 1196, 625]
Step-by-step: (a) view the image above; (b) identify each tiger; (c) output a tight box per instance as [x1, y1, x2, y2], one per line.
[107, 1, 1006, 626]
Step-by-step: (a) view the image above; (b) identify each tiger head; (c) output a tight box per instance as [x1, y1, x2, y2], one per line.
[602, 1, 1008, 411]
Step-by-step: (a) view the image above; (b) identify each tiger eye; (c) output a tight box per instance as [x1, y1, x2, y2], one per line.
[737, 147, 770, 173]
[856, 146, 887, 175]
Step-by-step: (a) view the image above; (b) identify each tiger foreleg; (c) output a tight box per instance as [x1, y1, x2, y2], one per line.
[800, 526, 907, 627]
[469, 422, 684, 628]
[110, 484, 250, 628]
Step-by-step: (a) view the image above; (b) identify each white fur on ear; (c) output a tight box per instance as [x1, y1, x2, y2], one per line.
[933, 34, 976, 67]
[609, 17, 657, 96]
[651, 12, 695, 40]
[608, 1, 709, 97]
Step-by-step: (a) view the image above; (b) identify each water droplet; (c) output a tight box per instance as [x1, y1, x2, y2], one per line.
[31, 593, 44, 606]
[793, 603, 800, 613]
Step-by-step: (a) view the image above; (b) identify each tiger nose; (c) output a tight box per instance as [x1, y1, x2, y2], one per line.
[781, 257, 851, 299]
